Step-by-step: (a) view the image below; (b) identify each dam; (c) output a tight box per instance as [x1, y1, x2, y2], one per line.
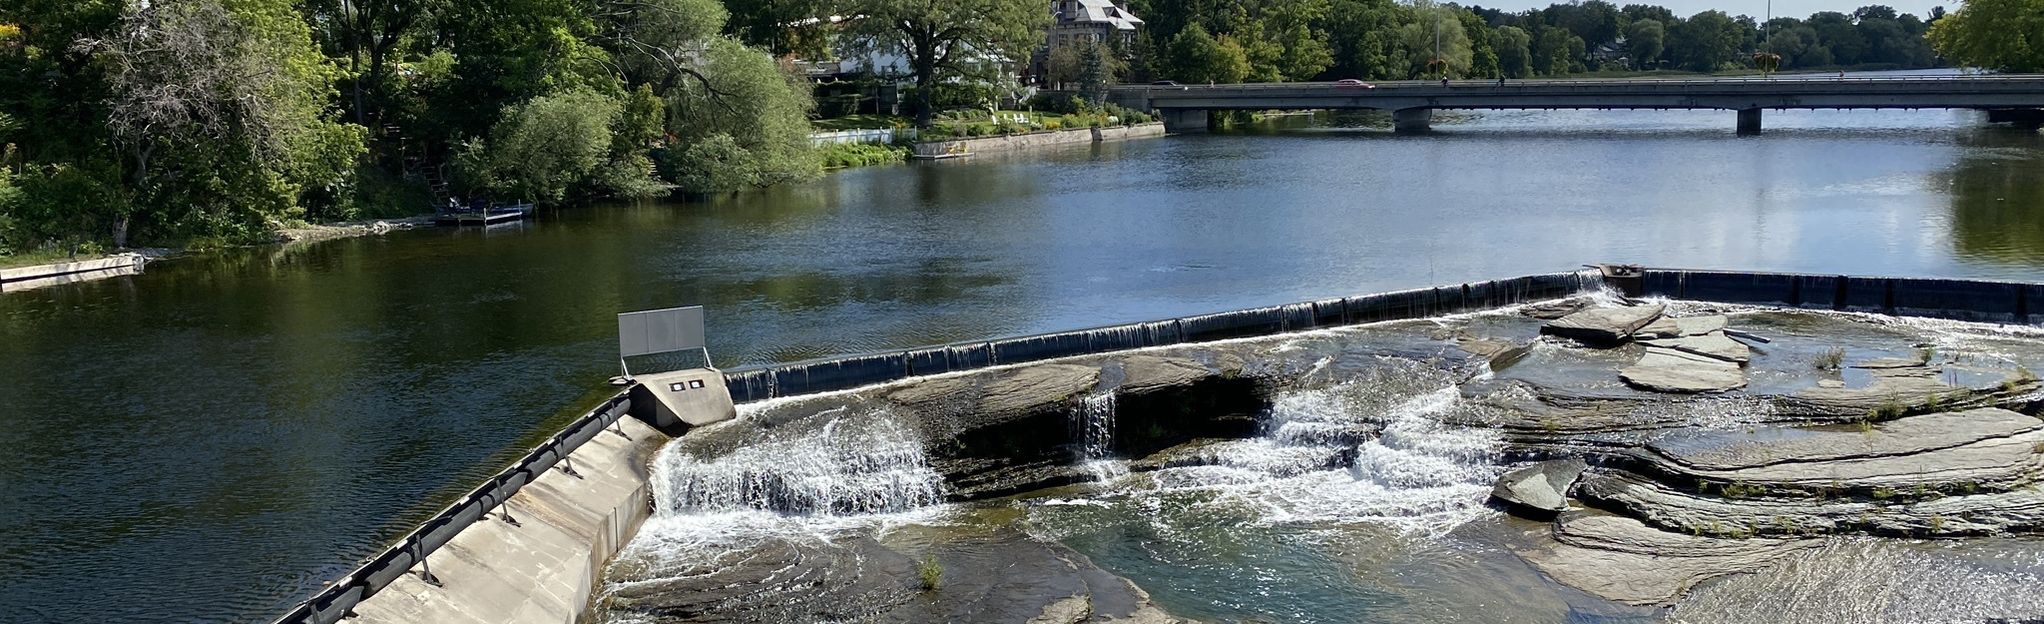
[275, 267, 2044, 624]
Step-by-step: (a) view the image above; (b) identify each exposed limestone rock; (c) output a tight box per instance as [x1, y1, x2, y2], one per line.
[1521, 299, 1591, 320]
[1454, 334, 1534, 370]
[977, 365, 1103, 418]
[1778, 363, 2040, 420]
[1543, 304, 1667, 344]
[1634, 315, 1728, 340]
[1620, 347, 1746, 393]
[1117, 356, 1211, 393]
[1518, 511, 1820, 606]
[1648, 408, 2042, 476]
[1576, 470, 2044, 537]
[1491, 458, 1588, 515]
[1640, 331, 1750, 364]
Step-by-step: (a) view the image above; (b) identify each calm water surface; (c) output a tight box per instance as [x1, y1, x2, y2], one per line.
[2, 99, 2041, 621]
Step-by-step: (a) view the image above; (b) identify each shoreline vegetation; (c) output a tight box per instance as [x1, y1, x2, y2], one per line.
[1, 0, 2033, 267]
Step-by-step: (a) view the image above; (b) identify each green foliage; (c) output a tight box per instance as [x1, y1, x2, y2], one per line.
[664, 38, 820, 194]
[817, 142, 908, 168]
[841, 0, 1048, 127]
[460, 90, 619, 202]
[1494, 26, 1534, 78]
[917, 555, 943, 591]
[1166, 24, 1251, 83]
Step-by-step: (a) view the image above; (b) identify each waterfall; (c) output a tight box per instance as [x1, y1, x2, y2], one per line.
[1073, 391, 1125, 481]
[1132, 365, 1502, 534]
[649, 412, 944, 517]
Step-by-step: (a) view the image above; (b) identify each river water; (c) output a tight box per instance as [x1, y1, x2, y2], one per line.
[3, 77, 2041, 621]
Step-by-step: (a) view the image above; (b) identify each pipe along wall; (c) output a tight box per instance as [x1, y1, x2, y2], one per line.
[275, 267, 2044, 624]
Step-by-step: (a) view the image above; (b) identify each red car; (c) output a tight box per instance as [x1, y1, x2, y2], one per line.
[1334, 79, 1376, 88]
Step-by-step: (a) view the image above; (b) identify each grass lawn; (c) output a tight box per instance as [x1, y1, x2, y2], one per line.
[0, 248, 108, 270]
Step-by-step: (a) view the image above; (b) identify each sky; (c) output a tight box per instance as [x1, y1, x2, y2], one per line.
[1464, 0, 1957, 19]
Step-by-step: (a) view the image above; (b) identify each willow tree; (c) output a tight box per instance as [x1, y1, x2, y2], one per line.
[840, 0, 1047, 127]
[91, 0, 362, 245]
[1929, 0, 2044, 73]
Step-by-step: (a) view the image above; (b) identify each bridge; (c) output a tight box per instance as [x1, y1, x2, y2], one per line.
[1106, 75, 2044, 134]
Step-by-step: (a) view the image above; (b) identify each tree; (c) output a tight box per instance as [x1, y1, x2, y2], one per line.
[304, 0, 445, 129]
[1165, 23, 1251, 83]
[1531, 25, 1575, 75]
[1928, 0, 2044, 72]
[841, 0, 1047, 127]
[1667, 10, 1743, 71]
[91, 0, 363, 245]
[664, 38, 819, 193]
[459, 91, 618, 202]
[1494, 25, 1533, 78]
[1624, 19, 1664, 69]
[721, 0, 832, 57]
[1326, 0, 1409, 80]
[1397, 2, 1471, 78]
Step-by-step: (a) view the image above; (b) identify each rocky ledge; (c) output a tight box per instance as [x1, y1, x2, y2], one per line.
[1488, 300, 2044, 606]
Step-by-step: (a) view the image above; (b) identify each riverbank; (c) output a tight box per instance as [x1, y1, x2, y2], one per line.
[275, 215, 435, 245]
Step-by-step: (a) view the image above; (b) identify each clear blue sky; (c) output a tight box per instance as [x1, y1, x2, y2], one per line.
[1465, 0, 1955, 19]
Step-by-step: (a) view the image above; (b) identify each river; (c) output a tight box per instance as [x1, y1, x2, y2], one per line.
[2, 81, 2041, 622]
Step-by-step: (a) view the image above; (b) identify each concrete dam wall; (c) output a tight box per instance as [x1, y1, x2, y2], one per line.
[276, 267, 2043, 624]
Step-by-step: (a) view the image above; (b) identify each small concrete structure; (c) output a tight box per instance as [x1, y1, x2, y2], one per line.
[1393, 107, 1433, 132]
[617, 305, 735, 430]
[0, 253, 146, 293]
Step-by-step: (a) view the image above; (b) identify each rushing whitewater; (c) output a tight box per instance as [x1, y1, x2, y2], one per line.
[648, 409, 945, 517]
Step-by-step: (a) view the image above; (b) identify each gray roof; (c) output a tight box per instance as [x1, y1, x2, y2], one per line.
[1055, 0, 1143, 30]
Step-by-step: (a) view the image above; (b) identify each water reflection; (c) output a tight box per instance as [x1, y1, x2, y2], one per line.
[1942, 129, 2044, 267]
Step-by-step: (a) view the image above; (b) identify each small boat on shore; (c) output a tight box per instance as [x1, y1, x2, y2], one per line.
[433, 198, 534, 227]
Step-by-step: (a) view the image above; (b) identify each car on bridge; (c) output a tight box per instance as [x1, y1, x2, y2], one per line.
[1335, 78, 1376, 89]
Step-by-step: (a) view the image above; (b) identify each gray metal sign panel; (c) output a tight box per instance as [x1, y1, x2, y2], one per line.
[618, 306, 706, 358]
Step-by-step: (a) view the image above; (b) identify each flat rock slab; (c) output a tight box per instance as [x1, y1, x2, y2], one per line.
[1578, 469, 2044, 537]
[1543, 304, 1666, 344]
[1620, 347, 1746, 393]
[1635, 315, 1728, 339]
[1517, 511, 1819, 605]
[1491, 458, 1587, 514]
[1640, 331, 1750, 364]
[1117, 356, 1211, 392]
[1650, 408, 2040, 471]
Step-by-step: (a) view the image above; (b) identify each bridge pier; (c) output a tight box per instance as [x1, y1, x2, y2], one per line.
[1393, 108, 1433, 133]
[1159, 108, 1210, 134]
[1736, 108, 1763, 135]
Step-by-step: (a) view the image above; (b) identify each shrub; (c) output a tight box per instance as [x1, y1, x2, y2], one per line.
[1026, 92, 1085, 114]
[1812, 347, 1845, 371]
[817, 142, 908, 169]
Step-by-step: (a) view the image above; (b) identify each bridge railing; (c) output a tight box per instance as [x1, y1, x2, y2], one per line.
[1117, 74, 2044, 92]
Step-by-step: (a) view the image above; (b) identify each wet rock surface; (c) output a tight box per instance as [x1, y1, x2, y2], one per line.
[1620, 346, 1748, 393]
[1542, 303, 1666, 344]
[1517, 511, 1821, 605]
[1491, 458, 1587, 514]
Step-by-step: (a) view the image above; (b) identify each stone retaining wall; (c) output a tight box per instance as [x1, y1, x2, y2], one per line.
[911, 122, 1165, 158]
[0, 253, 146, 293]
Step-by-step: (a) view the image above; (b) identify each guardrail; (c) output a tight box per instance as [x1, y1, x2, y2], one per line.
[269, 393, 634, 624]
[1116, 74, 2044, 91]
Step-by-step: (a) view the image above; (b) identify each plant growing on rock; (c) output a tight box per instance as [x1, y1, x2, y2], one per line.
[1928, 514, 1946, 534]
[1812, 347, 1846, 371]
[1872, 486, 1898, 500]
[917, 555, 943, 591]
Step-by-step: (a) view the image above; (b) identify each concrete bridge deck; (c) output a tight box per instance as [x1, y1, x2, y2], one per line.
[1108, 75, 2044, 134]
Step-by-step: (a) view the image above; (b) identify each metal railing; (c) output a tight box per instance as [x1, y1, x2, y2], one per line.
[1117, 74, 2044, 92]
[269, 392, 634, 624]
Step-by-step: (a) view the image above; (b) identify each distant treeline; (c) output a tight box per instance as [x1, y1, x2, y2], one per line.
[1130, 0, 1951, 83]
